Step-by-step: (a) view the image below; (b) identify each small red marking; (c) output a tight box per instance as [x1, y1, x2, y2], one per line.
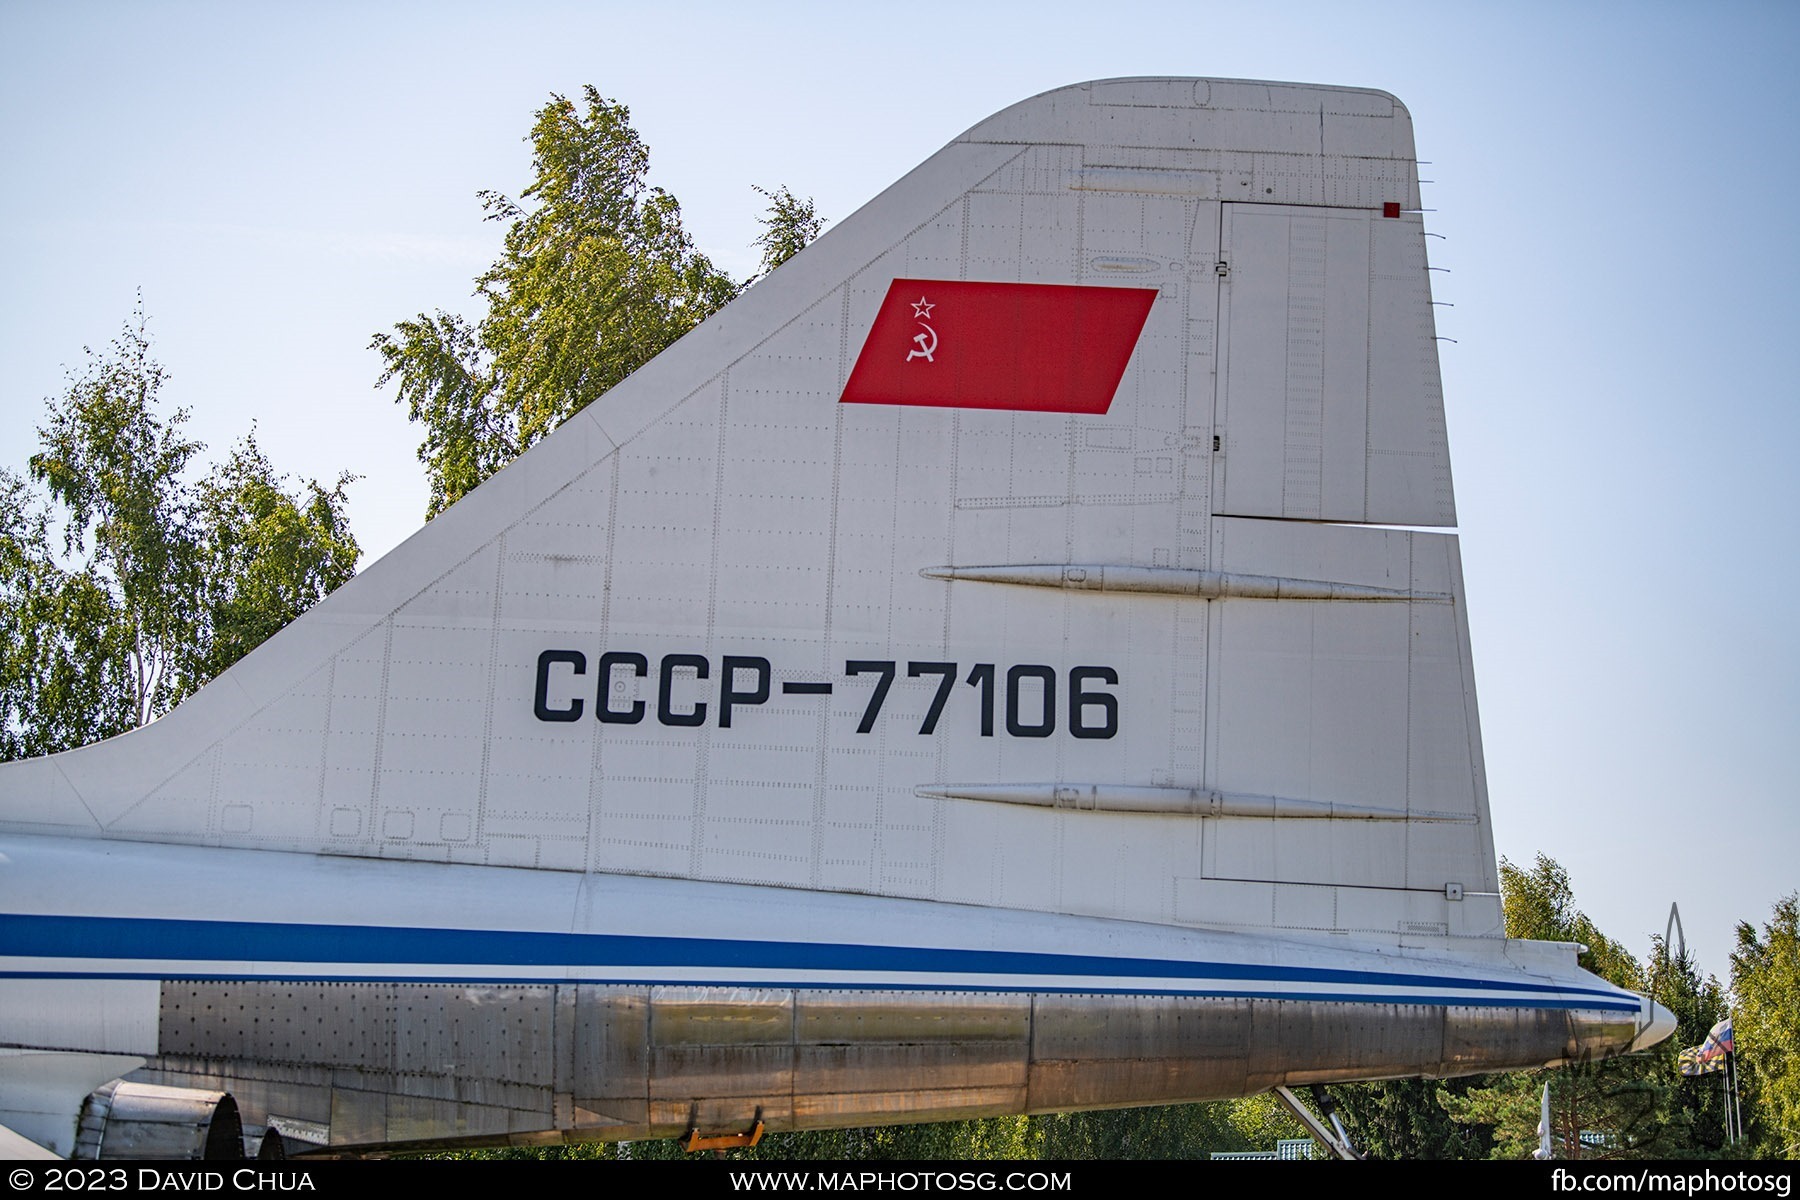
[839, 279, 1157, 415]
[1383, 202, 1402, 218]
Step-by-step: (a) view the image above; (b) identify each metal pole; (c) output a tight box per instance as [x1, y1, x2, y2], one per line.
[1730, 1051, 1744, 1144]
[1270, 1086, 1359, 1160]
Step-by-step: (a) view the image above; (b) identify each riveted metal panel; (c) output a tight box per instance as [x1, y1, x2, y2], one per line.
[1245, 1000, 1447, 1088]
[338, 1066, 550, 1115]
[571, 986, 650, 1126]
[1027, 1055, 1251, 1110]
[386, 1092, 548, 1145]
[441, 985, 557, 1087]
[1566, 1011, 1642, 1064]
[552, 984, 576, 1098]
[795, 1041, 1027, 1095]
[650, 987, 793, 1046]
[159, 981, 558, 1087]
[380, 985, 447, 1076]
[644, 990, 797, 1129]
[333, 985, 399, 1071]
[326, 1065, 445, 1101]
[796, 990, 1030, 1044]
[1274, 1001, 1445, 1084]
[1030, 992, 1252, 1061]
[160, 982, 396, 1067]
[1248, 998, 1298, 1091]
[142, 982, 1650, 1150]
[1441, 1004, 1565, 1074]
[1027, 994, 1256, 1109]
[648, 1044, 793, 1101]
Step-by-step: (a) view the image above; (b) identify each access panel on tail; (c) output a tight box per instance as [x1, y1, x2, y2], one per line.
[0, 79, 1671, 1157]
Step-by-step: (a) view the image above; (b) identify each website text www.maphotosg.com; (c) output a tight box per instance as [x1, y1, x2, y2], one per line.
[729, 1171, 1072, 1193]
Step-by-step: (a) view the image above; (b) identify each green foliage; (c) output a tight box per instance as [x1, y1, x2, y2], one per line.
[374, 87, 824, 518]
[751, 185, 826, 280]
[1219, 1093, 1310, 1150]
[414, 1142, 619, 1160]
[1501, 853, 1645, 989]
[487, 1118, 1041, 1162]
[187, 433, 359, 687]
[1441, 1055, 1683, 1161]
[1438, 856, 1670, 1158]
[633, 1099, 1299, 1161]
[1327, 1077, 1493, 1159]
[0, 473, 136, 758]
[733, 1098, 1304, 1161]
[0, 309, 359, 759]
[369, 312, 497, 521]
[1643, 936, 1733, 1156]
[438, 1099, 1315, 1162]
[1026, 1103, 1253, 1160]
[1732, 894, 1800, 1157]
[26, 312, 203, 730]
[1438, 1071, 1542, 1159]
[1433, 856, 1737, 1160]
[741, 1117, 1037, 1161]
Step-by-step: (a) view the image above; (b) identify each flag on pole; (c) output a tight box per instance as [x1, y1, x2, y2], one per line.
[1678, 1016, 1736, 1076]
[1700, 1016, 1734, 1061]
[1679, 1046, 1724, 1076]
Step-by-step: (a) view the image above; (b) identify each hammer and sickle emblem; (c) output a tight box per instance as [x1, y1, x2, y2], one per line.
[907, 323, 938, 363]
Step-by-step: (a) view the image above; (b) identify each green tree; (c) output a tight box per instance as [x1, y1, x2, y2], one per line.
[1026, 1103, 1253, 1160]
[750, 184, 826, 280]
[185, 432, 359, 687]
[1501, 853, 1645, 989]
[750, 1117, 1038, 1161]
[1326, 1077, 1493, 1159]
[1441, 854, 1687, 1159]
[1732, 894, 1800, 1158]
[374, 87, 826, 518]
[0, 310, 360, 759]
[1645, 936, 1733, 1156]
[607, 1100, 1294, 1161]
[0, 473, 136, 758]
[27, 313, 203, 729]
[1438, 929, 1739, 1162]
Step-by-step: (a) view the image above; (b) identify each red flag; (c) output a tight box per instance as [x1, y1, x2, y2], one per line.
[839, 279, 1156, 415]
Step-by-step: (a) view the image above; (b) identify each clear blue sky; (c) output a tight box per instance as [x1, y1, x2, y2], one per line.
[2, 0, 1795, 982]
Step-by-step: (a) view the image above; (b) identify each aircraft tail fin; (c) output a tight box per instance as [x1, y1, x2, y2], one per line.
[0, 79, 1499, 943]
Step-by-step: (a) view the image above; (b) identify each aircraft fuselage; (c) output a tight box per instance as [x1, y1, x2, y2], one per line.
[1, 834, 1657, 1153]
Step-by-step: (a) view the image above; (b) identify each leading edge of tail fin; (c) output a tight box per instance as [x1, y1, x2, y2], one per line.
[0, 79, 1497, 943]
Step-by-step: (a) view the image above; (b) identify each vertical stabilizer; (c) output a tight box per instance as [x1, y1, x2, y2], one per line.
[0, 79, 1498, 944]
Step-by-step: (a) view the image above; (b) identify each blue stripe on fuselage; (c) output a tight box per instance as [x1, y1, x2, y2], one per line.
[0, 914, 1636, 1008]
[0, 969, 1644, 1011]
